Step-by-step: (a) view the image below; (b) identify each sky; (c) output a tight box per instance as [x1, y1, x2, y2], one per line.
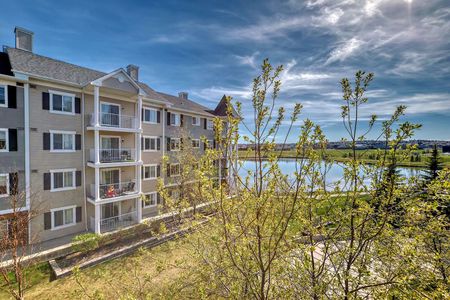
[0, 0, 449, 142]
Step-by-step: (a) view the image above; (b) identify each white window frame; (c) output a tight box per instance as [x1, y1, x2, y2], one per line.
[100, 101, 121, 127]
[207, 119, 214, 130]
[170, 113, 181, 126]
[0, 173, 9, 198]
[192, 139, 200, 149]
[170, 138, 180, 151]
[143, 164, 158, 180]
[50, 205, 76, 230]
[0, 84, 7, 108]
[207, 139, 214, 149]
[50, 168, 76, 192]
[143, 136, 158, 152]
[170, 163, 181, 177]
[192, 116, 200, 126]
[0, 128, 9, 152]
[143, 192, 158, 208]
[50, 130, 76, 153]
[143, 107, 158, 124]
[49, 90, 75, 115]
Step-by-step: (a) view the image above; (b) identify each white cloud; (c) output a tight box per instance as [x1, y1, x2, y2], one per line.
[325, 38, 363, 65]
[234, 51, 260, 69]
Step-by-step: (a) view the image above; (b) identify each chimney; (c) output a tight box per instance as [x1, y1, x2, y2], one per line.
[14, 27, 34, 52]
[126, 64, 139, 81]
[178, 92, 188, 99]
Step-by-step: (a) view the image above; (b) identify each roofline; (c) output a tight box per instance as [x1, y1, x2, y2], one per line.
[90, 68, 146, 96]
[11, 69, 82, 88]
[166, 106, 216, 118]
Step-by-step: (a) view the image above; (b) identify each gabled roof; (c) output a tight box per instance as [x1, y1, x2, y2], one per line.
[213, 95, 239, 118]
[157, 92, 215, 117]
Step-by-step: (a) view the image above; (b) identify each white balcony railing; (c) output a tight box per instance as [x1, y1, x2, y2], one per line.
[88, 148, 135, 163]
[90, 180, 137, 200]
[90, 211, 138, 233]
[88, 112, 138, 129]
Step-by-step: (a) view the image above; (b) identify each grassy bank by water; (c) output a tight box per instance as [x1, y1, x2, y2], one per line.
[238, 149, 450, 168]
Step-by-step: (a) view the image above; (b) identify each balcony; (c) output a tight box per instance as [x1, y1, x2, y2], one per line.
[88, 148, 136, 163]
[89, 181, 138, 201]
[87, 112, 138, 131]
[90, 211, 137, 233]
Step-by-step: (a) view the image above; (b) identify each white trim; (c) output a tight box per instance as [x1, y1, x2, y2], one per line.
[0, 84, 7, 108]
[0, 128, 9, 152]
[169, 112, 181, 126]
[100, 101, 122, 127]
[142, 107, 158, 124]
[169, 163, 181, 177]
[169, 137, 181, 151]
[49, 89, 75, 115]
[207, 119, 214, 130]
[49, 130, 76, 152]
[0, 173, 9, 198]
[50, 205, 77, 230]
[143, 164, 158, 180]
[192, 116, 200, 126]
[192, 138, 200, 149]
[90, 68, 145, 95]
[142, 136, 159, 152]
[50, 168, 76, 192]
[100, 135, 121, 152]
[142, 192, 158, 208]
[100, 168, 121, 185]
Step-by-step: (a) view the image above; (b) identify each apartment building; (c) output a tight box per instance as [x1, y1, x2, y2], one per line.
[0, 27, 233, 244]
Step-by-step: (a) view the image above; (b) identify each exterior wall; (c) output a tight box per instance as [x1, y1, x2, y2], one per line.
[28, 83, 85, 242]
[0, 81, 25, 211]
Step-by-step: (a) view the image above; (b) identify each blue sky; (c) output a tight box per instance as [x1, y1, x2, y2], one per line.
[1, 0, 449, 142]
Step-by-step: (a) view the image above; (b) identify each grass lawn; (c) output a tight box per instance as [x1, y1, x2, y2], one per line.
[0, 240, 189, 299]
[238, 149, 450, 168]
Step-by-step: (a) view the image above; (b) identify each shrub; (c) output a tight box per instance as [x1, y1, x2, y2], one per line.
[72, 233, 101, 253]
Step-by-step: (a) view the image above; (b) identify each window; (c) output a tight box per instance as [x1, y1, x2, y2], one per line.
[50, 90, 75, 114]
[51, 131, 75, 152]
[143, 136, 158, 151]
[143, 164, 158, 180]
[170, 164, 180, 177]
[101, 102, 120, 127]
[170, 138, 180, 151]
[143, 192, 161, 208]
[207, 119, 214, 130]
[51, 169, 75, 191]
[0, 174, 9, 197]
[0, 128, 8, 152]
[206, 140, 214, 149]
[0, 85, 7, 107]
[170, 113, 180, 126]
[192, 139, 200, 148]
[171, 190, 180, 199]
[51, 206, 76, 229]
[143, 108, 158, 123]
[192, 116, 200, 126]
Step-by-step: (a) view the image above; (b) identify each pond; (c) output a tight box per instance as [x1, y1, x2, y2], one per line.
[237, 159, 423, 189]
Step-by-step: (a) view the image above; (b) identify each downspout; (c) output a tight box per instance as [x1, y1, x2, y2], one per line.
[82, 92, 87, 231]
[24, 81, 31, 244]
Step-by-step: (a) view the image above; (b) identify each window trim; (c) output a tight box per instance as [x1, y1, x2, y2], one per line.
[50, 168, 76, 192]
[50, 205, 76, 230]
[50, 130, 76, 153]
[143, 136, 158, 152]
[192, 139, 200, 149]
[192, 116, 200, 126]
[143, 192, 158, 208]
[0, 173, 9, 198]
[100, 101, 122, 127]
[143, 164, 158, 180]
[207, 139, 214, 149]
[0, 84, 7, 108]
[170, 163, 181, 177]
[0, 128, 9, 152]
[170, 112, 181, 126]
[207, 119, 214, 130]
[49, 90, 75, 115]
[170, 138, 181, 151]
[143, 107, 158, 124]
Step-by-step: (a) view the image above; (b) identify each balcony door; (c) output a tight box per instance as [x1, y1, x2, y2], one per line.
[100, 168, 120, 198]
[102, 202, 120, 219]
[101, 168, 120, 185]
[101, 102, 120, 127]
[101, 136, 120, 162]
